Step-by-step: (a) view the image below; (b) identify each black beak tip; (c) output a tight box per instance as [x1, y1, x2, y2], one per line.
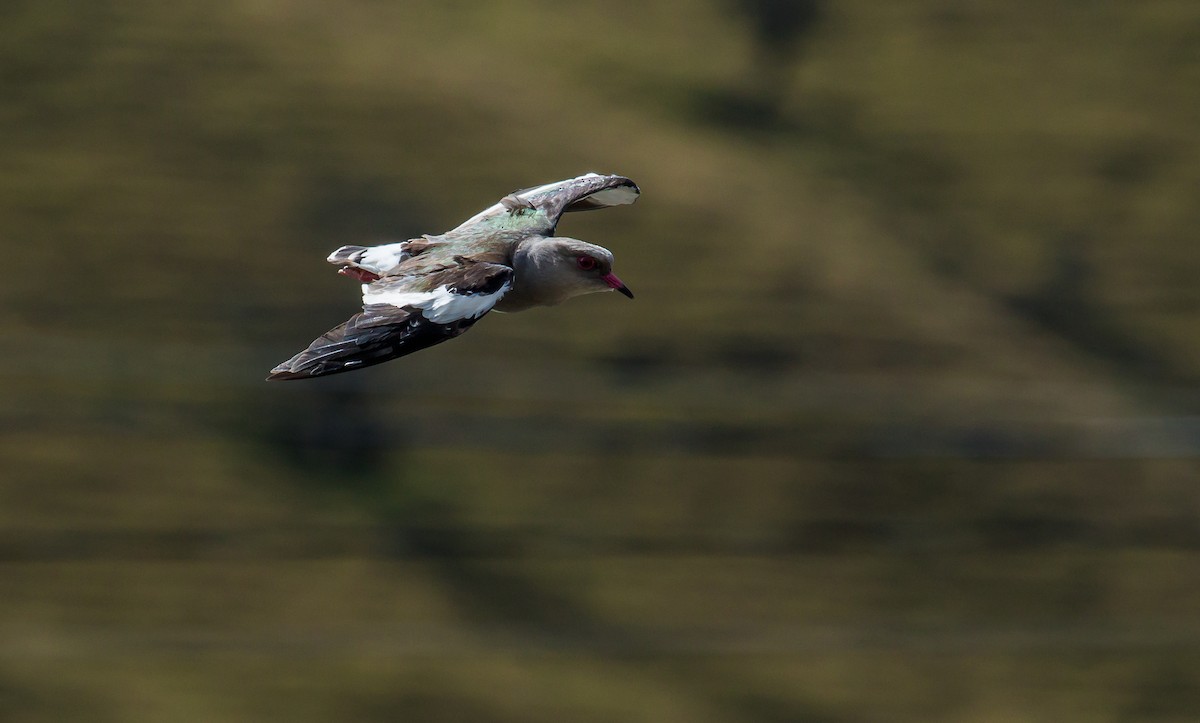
[618, 285, 634, 299]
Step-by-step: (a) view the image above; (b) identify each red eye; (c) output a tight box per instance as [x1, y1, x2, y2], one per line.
[577, 255, 597, 271]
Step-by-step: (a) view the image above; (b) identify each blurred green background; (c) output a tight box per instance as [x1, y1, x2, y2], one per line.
[3, 1, 1200, 721]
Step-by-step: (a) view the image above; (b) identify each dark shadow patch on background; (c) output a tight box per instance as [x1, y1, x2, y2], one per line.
[715, 0, 825, 124]
[974, 513, 1089, 551]
[1004, 234, 1187, 385]
[249, 375, 398, 500]
[0, 672, 118, 723]
[714, 334, 800, 376]
[351, 690, 525, 723]
[1122, 662, 1200, 722]
[602, 340, 678, 387]
[267, 384, 384, 475]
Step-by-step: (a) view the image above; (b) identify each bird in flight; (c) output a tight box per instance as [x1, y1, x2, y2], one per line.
[268, 172, 639, 380]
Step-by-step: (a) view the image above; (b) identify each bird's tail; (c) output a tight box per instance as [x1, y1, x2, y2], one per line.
[326, 239, 432, 281]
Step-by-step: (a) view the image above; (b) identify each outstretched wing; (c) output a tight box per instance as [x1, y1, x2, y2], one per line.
[267, 261, 512, 380]
[447, 172, 639, 239]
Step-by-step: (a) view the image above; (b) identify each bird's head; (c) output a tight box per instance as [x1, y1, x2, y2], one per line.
[536, 237, 634, 303]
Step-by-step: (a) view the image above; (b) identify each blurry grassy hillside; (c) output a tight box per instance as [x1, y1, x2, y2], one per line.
[2, 1, 1199, 722]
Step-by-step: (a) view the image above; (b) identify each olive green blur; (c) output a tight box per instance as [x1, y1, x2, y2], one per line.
[3, 1, 1199, 721]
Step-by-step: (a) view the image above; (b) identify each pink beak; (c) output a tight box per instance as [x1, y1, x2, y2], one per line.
[602, 272, 634, 299]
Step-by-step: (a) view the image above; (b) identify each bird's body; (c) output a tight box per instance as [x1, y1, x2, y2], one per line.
[268, 173, 638, 380]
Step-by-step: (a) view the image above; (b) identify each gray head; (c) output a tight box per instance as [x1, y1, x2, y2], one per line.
[503, 236, 633, 311]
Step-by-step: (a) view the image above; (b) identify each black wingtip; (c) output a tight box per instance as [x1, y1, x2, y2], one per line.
[266, 356, 328, 381]
[265, 365, 308, 381]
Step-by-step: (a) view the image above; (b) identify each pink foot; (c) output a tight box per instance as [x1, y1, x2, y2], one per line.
[338, 267, 381, 283]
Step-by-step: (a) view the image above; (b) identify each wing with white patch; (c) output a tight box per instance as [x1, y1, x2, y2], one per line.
[267, 261, 512, 380]
[448, 172, 640, 238]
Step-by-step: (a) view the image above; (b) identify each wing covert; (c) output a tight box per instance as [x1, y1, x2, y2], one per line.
[447, 172, 639, 238]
